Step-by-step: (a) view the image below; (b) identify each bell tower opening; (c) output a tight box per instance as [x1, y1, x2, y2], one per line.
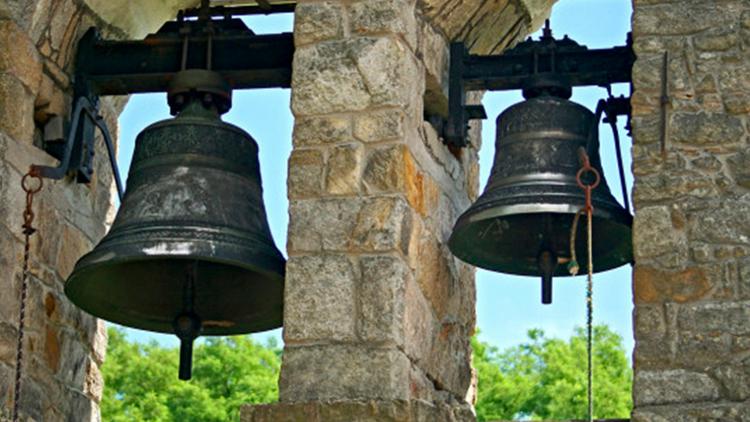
[470, 1, 635, 420]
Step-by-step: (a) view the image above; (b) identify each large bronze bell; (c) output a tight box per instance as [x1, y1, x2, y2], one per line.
[448, 88, 632, 304]
[64, 70, 285, 379]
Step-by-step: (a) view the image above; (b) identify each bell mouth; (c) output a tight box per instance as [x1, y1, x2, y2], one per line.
[448, 207, 633, 277]
[65, 223, 286, 336]
[65, 255, 284, 336]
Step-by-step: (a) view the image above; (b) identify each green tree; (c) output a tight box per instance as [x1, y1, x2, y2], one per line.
[473, 325, 632, 421]
[101, 327, 280, 422]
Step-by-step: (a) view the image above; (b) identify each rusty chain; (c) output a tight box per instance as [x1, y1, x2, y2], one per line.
[12, 169, 43, 422]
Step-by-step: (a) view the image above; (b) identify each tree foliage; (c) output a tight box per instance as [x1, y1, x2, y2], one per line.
[102, 325, 631, 421]
[101, 327, 280, 422]
[473, 325, 632, 421]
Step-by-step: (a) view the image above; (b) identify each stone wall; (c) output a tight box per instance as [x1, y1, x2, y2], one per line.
[0, 1, 132, 420]
[630, 0, 750, 419]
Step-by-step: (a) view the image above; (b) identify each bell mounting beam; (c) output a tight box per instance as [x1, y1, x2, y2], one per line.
[75, 25, 294, 97]
[38, 9, 294, 187]
[444, 21, 635, 148]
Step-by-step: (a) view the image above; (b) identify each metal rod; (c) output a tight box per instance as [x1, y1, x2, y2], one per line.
[88, 111, 125, 201]
[608, 113, 630, 213]
[178, 338, 195, 380]
[538, 250, 557, 305]
[659, 51, 670, 155]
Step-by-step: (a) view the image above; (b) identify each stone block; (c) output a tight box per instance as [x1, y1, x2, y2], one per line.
[363, 144, 409, 193]
[293, 2, 345, 46]
[55, 223, 93, 280]
[358, 255, 408, 344]
[292, 42, 371, 116]
[326, 143, 363, 195]
[0, 74, 36, 143]
[279, 345, 411, 402]
[634, 305, 666, 338]
[633, 265, 711, 304]
[351, 197, 414, 254]
[288, 198, 360, 253]
[694, 29, 738, 52]
[688, 200, 750, 245]
[724, 94, 750, 115]
[84, 359, 103, 402]
[353, 109, 406, 144]
[293, 115, 351, 147]
[419, 122, 461, 182]
[349, 0, 418, 50]
[632, 206, 686, 262]
[633, 369, 720, 406]
[678, 301, 750, 335]
[241, 400, 474, 422]
[0, 323, 16, 364]
[633, 402, 750, 422]
[727, 150, 750, 189]
[288, 149, 325, 199]
[676, 331, 733, 367]
[632, 51, 692, 95]
[404, 274, 435, 364]
[0, 19, 41, 93]
[57, 329, 89, 386]
[632, 4, 733, 36]
[241, 402, 319, 422]
[317, 400, 411, 422]
[91, 320, 107, 365]
[670, 112, 745, 146]
[291, 37, 419, 115]
[418, 18, 449, 107]
[284, 255, 357, 342]
[712, 361, 750, 401]
[415, 234, 453, 318]
[426, 319, 473, 397]
[288, 196, 413, 254]
[44, 325, 61, 373]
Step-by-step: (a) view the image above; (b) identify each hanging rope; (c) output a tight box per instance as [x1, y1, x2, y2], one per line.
[12, 169, 43, 422]
[569, 148, 599, 422]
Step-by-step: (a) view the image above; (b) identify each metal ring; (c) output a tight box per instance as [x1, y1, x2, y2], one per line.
[576, 166, 600, 190]
[21, 172, 43, 194]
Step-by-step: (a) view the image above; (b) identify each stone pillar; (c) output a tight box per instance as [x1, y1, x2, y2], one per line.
[630, 0, 750, 419]
[242, 1, 481, 420]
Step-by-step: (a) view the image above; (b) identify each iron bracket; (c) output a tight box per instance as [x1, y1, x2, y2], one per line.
[36, 5, 295, 189]
[32, 96, 124, 200]
[444, 21, 635, 148]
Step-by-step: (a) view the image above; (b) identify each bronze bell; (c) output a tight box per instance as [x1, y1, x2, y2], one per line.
[64, 70, 285, 379]
[448, 87, 632, 304]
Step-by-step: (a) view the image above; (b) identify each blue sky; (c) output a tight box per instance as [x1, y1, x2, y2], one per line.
[116, 0, 635, 355]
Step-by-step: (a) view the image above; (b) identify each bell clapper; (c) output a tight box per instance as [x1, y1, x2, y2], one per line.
[174, 263, 203, 380]
[537, 250, 558, 305]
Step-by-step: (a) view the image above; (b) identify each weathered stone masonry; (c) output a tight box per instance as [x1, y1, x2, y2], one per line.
[630, 0, 750, 420]
[3, 0, 750, 421]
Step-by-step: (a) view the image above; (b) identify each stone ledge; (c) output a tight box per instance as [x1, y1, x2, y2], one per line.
[240, 399, 475, 422]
